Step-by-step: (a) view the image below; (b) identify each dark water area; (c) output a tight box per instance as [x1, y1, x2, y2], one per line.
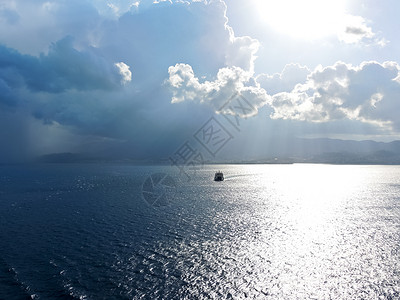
[1, 164, 400, 299]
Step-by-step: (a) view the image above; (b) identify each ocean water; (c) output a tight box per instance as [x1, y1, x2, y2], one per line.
[0, 163, 400, 299]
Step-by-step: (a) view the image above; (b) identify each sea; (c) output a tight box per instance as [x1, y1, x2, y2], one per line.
[0, 163, 400, 299]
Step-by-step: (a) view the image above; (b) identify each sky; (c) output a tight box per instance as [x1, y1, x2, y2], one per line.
[1, 0, 400, 162]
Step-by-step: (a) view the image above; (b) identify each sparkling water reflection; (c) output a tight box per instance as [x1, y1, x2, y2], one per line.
[0, 164, 400, 299]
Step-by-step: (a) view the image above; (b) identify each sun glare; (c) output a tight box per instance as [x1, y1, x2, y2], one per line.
[254, 0, 347, 39]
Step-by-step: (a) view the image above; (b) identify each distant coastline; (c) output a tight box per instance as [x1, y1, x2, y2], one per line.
[31, 152, 400, 165]
[7, 138, 398, 166]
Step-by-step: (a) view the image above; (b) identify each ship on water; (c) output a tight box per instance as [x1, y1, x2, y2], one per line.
[214, 171, 224, 181]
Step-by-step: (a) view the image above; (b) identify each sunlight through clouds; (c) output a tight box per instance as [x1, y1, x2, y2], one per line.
[252, 0, 384, 45]
[253, 0, 347, 39]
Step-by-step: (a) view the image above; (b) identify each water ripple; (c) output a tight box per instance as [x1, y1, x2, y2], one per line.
[1, 164, 400, 299]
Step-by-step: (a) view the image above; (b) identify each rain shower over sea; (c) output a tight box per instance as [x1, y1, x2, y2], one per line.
[1, 163, 400, 299]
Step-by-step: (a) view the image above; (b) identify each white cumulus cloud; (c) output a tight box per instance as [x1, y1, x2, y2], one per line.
[167, 63, 269, 116]
[338, 15, 387, 46]
[115, 62, 132, 84]
[225, 27, 260, 74]
[269, 61, 400, 130]
[165, 0, 264, 116]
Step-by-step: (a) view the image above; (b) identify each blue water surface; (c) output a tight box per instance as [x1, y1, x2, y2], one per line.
[1, 164, 400, 299]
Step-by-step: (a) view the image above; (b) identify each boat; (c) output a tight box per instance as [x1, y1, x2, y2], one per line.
[214, 171, 224, 181]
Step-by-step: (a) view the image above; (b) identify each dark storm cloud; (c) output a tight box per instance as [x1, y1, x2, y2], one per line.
[0, 0, 236, 163]
[0, 78, 15, 107]
[0, 37, 125, 94]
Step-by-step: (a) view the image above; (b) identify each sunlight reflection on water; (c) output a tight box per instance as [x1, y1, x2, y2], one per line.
[163, 164, 400, 299]
[220, 164, 400, 299]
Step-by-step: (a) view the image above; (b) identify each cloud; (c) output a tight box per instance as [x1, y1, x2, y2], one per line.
[220, 1, 260, 74]
[0, 7, 20, 25]
[225, 28, 260, 74]
[0, 0, 105, 55]
[167, 63, 269, 116]
[0, 0, 399, 163]
[0, 36, 129, 94]
[0, 78, 16, 107]
[256, 63, 310, 95]
[1, 0, 248, 162]
[93, 0, 140, 19]
[269, 61, 400, 131]
[1, 1, 235, 132]
[338, 15, 387, 46]
[164, 0, 265, 115]
[115, 62, 132, 84]
[168, 57, 400, 136]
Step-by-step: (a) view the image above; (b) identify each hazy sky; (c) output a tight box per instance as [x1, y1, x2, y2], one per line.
[1, 0, 400, 162]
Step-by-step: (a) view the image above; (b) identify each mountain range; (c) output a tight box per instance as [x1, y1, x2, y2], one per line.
[36, 138, 400, 164]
